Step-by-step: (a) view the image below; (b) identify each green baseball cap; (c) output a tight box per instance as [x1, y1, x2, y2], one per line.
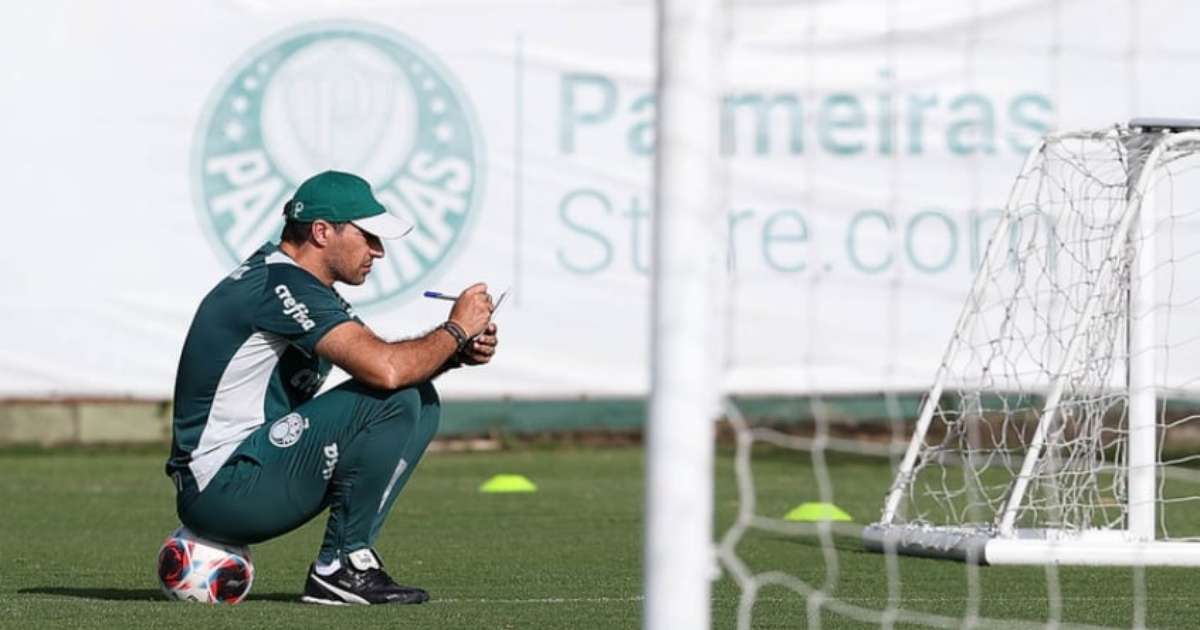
[286, 171, 413, 239]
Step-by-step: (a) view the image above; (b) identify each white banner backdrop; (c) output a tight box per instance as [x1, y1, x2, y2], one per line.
[2, 0, 1199, 399]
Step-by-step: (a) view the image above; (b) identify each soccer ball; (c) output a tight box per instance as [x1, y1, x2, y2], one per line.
[156, 526, 254, 604]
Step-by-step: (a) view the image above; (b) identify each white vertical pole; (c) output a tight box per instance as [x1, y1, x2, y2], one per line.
[1127, 134, 1160, 541]
[998, 133, 1165, 537]
[645, 0, 723, 629]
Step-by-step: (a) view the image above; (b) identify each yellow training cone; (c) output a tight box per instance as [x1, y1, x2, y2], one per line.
[783, 502, 852, 522]
[479, 474, 538, 493]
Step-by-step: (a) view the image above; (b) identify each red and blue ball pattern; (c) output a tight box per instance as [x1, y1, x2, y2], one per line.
[156, 527, 254, 604]
[208, 556, 253, 603]
[156, 538, 193, 591]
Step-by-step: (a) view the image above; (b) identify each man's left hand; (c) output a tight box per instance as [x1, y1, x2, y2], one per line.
[460, 323, 498, 366]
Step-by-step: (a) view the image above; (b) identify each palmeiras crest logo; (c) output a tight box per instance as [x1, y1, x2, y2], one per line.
[268, 412, 308, 448]
[192, 22, 484, 307]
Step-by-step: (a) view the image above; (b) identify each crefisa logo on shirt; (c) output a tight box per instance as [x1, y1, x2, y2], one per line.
[192, 22, 484, 307]
[274, 284, 316, 331]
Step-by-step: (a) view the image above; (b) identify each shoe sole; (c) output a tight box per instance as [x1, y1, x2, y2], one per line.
[301, 595, 354, 606]
[303, 572, 430, 606]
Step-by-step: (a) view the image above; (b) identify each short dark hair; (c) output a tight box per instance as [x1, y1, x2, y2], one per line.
[280, 202, 344, 245]
[280, 218, 312, 245]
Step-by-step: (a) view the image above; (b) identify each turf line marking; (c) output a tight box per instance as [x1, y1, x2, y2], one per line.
[433, 596, 645, 605]
[428, 593, 1200, 606]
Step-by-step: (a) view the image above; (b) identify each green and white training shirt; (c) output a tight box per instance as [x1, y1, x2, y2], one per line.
[166, 242, 358, 491]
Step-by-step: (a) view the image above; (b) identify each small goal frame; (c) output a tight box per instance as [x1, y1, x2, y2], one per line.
[864, 118, 1200, 566]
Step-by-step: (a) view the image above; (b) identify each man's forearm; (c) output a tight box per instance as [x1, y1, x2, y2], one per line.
[384, 327, 461, 387]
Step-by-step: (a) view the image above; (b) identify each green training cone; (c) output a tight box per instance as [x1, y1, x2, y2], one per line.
[783, 502, 852, 522]
[479, 474, 538, 493]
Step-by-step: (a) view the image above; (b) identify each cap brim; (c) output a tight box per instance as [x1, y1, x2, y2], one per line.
[353, 211, 414, 240]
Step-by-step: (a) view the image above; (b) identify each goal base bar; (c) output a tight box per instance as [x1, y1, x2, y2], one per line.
[863, 525, 1200, 566]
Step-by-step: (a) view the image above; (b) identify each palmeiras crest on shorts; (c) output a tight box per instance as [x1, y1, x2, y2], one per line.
[192, 22, 484, 307]
[268, 412, 309, 448]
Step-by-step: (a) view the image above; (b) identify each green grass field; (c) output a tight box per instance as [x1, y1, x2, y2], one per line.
[3, 444, 1200, 629]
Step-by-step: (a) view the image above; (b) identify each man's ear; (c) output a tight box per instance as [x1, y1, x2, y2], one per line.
[310, 220, 333, 247]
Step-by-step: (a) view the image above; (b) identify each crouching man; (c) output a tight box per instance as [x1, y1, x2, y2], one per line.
[165, 171, 498, 605]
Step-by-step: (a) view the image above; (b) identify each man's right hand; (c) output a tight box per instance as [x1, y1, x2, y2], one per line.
[449, 283, 493, 337]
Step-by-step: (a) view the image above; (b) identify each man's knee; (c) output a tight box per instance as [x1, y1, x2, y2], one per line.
[341, 379, 435, 406]
[390, 382, 440, 441]
[415, 380, 439, 409]
[365, 380, 439, 422]
[334, 379, 439, 436]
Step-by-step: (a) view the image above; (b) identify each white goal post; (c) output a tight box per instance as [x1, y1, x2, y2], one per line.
[864, 119, 1200, 566]
[645, 1, 725, 628]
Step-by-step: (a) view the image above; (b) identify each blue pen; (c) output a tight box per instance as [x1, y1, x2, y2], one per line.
[424, 289, 510, 313]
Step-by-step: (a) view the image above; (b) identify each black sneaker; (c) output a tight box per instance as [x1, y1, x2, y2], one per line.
[301, 549, 430, 606]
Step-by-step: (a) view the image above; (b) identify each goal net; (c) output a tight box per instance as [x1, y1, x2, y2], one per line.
[864, 120, 1200, 566]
